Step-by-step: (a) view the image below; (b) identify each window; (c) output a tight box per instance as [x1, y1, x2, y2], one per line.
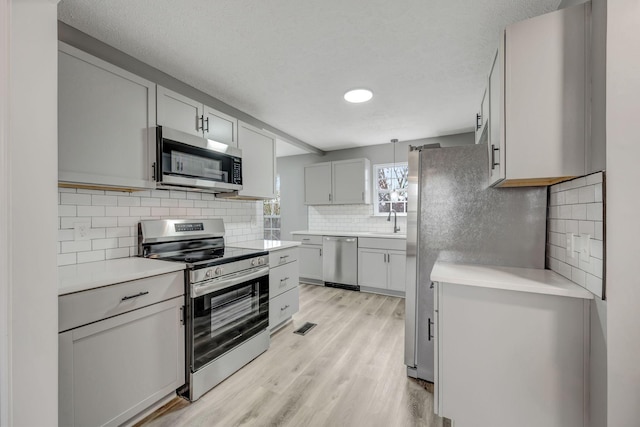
[263, 175, 281, 240]
[374, 163, 408, 216]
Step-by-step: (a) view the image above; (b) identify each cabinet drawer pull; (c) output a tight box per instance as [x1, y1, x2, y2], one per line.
[279, 255, 290, 262]
[121, 291, 149, 301]
[279, 277, 289, 286]
[280, 304, 290, 311]
[491, 145, 500, 169]
[302, 238, 310, 241]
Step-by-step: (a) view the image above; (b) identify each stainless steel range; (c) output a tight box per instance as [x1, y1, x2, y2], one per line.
[138, 218, 270, 401]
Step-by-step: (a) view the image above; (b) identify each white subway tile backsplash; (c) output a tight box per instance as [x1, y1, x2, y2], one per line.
[60, 216, 92, 229]
[106, 206, 130, 217]
[161, 198, 179, 207]
[105, 247, 130, 260]
[595, 183, 603, 202]
[92, 195, 118, 206]
[58, 190, 262, 266]
[118, 196, 140, 207]
[140, 197, 161, 207]
[106, 227, 130, 238]
[565, 188, 580, 204]
[58, 205, 76, 217]
[61, 193, 91, 205]
[58, 253, 77, 266]
[92, 217, 118, 228]
[92, 238, 119, 250]
[77, 250, 105, 264]
[308, 204, 407, 234]
[587, 203, 604, 221]
[61, 240, 92, 253]
[571, 204, 587, 220]
[77, 206, 105, 217]
[547, 172, 605, 298]
[578, 186, 595, 204]
[130, 207, 151, 217]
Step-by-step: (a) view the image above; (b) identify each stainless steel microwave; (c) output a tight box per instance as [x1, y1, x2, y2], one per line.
[152, 126, 242, 193]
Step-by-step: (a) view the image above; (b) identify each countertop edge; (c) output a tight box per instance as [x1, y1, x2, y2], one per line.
[431, 262, 594, 300]
[227, 240, 301, 251]
[58, 259, 186, 296]
[290, 230, 407, 240]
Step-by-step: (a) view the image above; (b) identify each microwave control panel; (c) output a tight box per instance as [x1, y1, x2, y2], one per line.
[232, 157, 242, 185]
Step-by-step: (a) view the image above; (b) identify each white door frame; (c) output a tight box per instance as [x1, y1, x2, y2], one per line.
[0, 0, 11, 425]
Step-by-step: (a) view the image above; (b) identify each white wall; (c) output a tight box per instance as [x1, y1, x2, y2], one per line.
[8, 1, 59, 425]
[277, 132, 474, 239]
[606, 0, 640, 425]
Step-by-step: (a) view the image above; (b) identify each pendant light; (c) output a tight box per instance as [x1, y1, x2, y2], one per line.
[390, 139, 399, 202]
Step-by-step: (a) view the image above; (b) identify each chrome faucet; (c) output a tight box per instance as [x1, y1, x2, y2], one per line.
[387, 209, 401, 233]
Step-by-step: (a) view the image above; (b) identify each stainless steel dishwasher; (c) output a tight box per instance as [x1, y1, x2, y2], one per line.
[322, 236, 359, 290]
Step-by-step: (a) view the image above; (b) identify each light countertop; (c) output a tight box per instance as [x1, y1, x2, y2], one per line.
[58, 257, 186, 296]
[431, 261, 594, 300]
[227, 240, 301, 251]
[291, 230, 407, 240]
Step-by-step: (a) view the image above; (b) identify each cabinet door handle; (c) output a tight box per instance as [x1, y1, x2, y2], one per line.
[197, 115, 204, 132]
[205, 117, 210, 133]
[383, 253, 387, 263]
[329, 193, 332, 202]
[121, 291, 149, 301]
[361, 191, 364, 201]
[319, 248, 322, 257]
[428, 318, 433, 341]
[476, 113, 482, 130]
[491, 145, 500, 169]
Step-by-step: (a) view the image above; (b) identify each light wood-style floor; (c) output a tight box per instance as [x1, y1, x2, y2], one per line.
[137, 284, 445, 427]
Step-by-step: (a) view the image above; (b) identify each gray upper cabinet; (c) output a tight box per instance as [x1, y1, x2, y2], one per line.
[58, 42, 156, 190]
[157, 86, 238, 147]
[304, 158, 371, 205]
[236, 121, 276, 199]
[304, 162, 332, 205]
[489, 3, 589, 187]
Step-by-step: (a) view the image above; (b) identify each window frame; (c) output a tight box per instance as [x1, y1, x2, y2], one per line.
[372, 162, 409, 217]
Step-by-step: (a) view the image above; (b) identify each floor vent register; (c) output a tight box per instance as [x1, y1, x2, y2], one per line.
[293, 322, 317, 336]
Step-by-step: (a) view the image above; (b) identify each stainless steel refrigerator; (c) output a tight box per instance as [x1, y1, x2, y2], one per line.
[404, 143, 548, 381]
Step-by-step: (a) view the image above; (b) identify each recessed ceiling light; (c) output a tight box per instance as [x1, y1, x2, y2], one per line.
[344, 89, 373, 103]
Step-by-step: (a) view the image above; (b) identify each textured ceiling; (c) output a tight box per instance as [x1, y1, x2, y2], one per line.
[58, 0, 561, 152]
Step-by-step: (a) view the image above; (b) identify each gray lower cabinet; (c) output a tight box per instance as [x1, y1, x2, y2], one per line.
[292, 235, 323, 283]
[268, 247, 300, 331]
[58, 272, 185, 427]
[358, 237, 406, 296]
[58, 42, 156, 190]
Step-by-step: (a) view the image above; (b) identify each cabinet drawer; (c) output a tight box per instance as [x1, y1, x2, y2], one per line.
[293, 234, 323, 245]
[270, 247, 298, 266]
[269, 260, 299, 298]
[269, 286, 300, 330]
[358, 237, 406, 251]
[59, 271, 184, 332]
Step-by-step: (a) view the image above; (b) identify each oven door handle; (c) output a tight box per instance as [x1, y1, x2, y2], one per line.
[191, 266, 269, 298]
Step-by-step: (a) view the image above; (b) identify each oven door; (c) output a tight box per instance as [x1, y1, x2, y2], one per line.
[155, 126, 242, 193]
[190, 266, 269, 372]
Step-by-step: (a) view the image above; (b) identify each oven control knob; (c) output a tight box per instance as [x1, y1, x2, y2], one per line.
[205, 269, 213, 278]
[251, 259, 257, 266]
[215, 266, 223, 275]
[258, 257, 265, 265]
